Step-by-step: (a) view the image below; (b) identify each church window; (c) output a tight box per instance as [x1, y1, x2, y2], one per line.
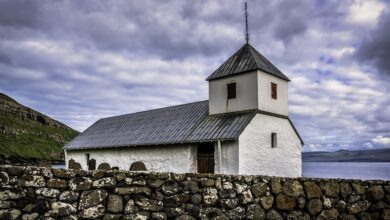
[227, 82, 236, 99]
[271, 133, 277, 148]
[271, 83, 277, 99]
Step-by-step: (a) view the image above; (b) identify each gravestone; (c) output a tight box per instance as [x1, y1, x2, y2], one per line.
[98, 163, 111, 170]
[88, 159, 96, 170]
[73, 162, 82, 170]
[130, 161, 147, 171]
[68, 159, 76, 169]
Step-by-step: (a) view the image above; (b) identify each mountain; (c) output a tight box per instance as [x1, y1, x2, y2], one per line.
[0, 92, 79, 163]
[302, 148, 390, 162]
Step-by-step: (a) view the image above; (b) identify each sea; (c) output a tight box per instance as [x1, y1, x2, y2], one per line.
[52, 162, 390, 180]
[302, 162, 390, 180]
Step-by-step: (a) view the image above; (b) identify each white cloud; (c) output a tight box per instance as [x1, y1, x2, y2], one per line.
[347, 0, 385, 25]
[372, 135, 390, 145]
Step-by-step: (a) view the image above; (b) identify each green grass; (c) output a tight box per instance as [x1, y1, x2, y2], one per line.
[0, 112, 79, 160]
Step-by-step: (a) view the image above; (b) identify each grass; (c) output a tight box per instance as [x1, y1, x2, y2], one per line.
[0, 112, 79, 160]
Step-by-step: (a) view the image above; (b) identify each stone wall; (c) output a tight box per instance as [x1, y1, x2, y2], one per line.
[0, 166, 389, 220]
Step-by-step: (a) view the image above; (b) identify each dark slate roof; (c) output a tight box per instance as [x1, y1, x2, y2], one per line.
[64, 101, 257, 150]
[206, 43, 290, 81]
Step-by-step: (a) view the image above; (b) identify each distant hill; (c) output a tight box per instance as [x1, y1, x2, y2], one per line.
[0, 92, 79, 163]
[302, 148, 390, 162]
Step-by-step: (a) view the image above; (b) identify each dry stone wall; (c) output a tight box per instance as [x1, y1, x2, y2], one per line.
[0, 165, 389, 220]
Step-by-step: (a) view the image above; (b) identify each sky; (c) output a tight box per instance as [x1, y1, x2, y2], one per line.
[0, 0, 389, 152]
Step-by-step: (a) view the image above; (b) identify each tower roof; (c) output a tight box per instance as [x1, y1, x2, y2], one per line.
[206, 43, 290, 81]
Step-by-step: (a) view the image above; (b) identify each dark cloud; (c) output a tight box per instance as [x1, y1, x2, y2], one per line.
[0, 0, 388, 152]
[0, 0, 42, 28]
[356, 9, 390, 76]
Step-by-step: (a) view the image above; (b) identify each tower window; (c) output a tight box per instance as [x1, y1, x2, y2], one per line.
[271, 83, 277, 99]
[271, 133, 277, 148]
[227, 82, 236, 99]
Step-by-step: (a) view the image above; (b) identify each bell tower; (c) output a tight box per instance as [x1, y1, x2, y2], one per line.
[206, 44, 290, 116]
[206, 2, 290, 116]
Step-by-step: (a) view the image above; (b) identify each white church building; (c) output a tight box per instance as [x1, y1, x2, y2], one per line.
[64, 43, 303, 177]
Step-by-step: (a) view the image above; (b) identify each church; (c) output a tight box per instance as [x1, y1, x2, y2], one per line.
[64, 43, 303, 177]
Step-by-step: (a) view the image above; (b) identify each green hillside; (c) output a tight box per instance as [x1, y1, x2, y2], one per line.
[0, 92, 79, 161]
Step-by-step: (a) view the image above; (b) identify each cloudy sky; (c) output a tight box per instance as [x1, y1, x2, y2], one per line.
[0, 0, 389, 152]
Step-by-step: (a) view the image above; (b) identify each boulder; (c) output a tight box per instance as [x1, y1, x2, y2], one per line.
[59, 191, 79, 202]
[17, 175, 45, 187]
[107, 194, 123, 213]
[203, 187, 218, 205]
[176, 214, 195, 220]
[151, 212, 167, 220]
[124, 199, 135, 214]
[53, 169, 77, 179]
[21, 213, 39, 220]
[78, 189, 108, 210]
[114, 186, 151, 196]
[51, 202, 77, 216]
[266, 209, 283, 220]
[182, 180, 199, 193]
[148, 179, 165, 189]
[348, 201, 371, 214]
[190, 193, 202, 205]
[303, 181, 322, 199]
[79, 204, 105, 219]
[276, 194, 296, 210]
[317, 208, 339, 220]
[240, 189, 253, 204]
[0, 209, 21, 220]
[246, 204, 265, 220]
[283, 180, 304, 198]
[351, 183, 366, 194]
[340, 183, 352, 198]
[200, 178, 215, 187]
[260, 195, 274, 210]
[367, 185, 384, 201]
[35, 188, 60, 198]
[307, 199, 323, 215]
[219, 198, 239, 209]
[0, 188, 26, 200]
[92, 177, 116, 189]
[218, 189, 236, 199]
[323, 181, 339, 197]
[0, 171, 9, 185]
[136, 198, 163, 211]
[162, 182, 180, 196]
[251, 182, 268, 197]
[47, 178, 67, 188]
[225, 206, 246, 219]
[69, 177, 92, 191]
[271, 178, 282, 194]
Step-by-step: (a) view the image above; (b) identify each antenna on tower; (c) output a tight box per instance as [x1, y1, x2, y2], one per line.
[244, 1, 250, 44]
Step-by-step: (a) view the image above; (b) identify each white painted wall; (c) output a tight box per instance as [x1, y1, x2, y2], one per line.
[208, 70, 289, 116]
[65, 144, 197, 173]
[209, 71, 258, 115]
[238, 113, 301, 177]
[214, 141, 239, 175]
[257, 70, 289, 116]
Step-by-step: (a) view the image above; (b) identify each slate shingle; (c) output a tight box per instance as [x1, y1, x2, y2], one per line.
[206, 43, 290, 81]
[64, 101, 256, 150]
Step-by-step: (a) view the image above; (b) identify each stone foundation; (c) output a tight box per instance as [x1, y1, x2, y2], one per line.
[0, 165, 389, 219]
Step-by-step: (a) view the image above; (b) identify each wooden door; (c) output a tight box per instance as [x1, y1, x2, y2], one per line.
[197, 143, 215, 173]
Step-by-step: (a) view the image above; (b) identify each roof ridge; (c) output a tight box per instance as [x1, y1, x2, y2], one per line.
[102, 100, 208, 120]
[206, 43, 290, 81]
